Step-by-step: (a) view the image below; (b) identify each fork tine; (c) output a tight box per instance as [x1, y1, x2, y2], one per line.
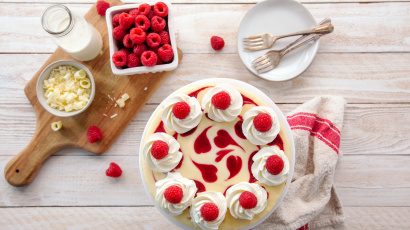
[252, 55, 268, 65]
[244, 41, 264, 47]
[257, 65, 275, 74]
[253, 57, 270, 67]
[255, 61, 272, 71]
[243, 37, 263, 43]
[244, 45, 265, 51]
[244, 34, 263, 40]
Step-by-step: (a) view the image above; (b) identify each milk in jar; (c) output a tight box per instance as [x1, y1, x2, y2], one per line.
[41, 5, 103, 61]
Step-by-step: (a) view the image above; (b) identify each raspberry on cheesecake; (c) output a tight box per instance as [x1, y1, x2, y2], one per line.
[266, 155, 285, 175]
[253, 112, 273, 132]
[164, 185, 184, 204]
[239, 191, 258, 209]
[151, 140, 169, 160]
[200, 202, 220, 221]
[211, 91, 231, 110]
[172, 101, 191, 119]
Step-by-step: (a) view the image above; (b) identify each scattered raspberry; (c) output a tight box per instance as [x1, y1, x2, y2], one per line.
[87, 125, 103, 143]
[127, 53, 141, 68]
[172, 101, 190, 119]
[106, 162, 122, 178]
[159, 31, 170, 45]
[112, 26, 126, 41]
[253, 113, 273, 132]
[141, 51, 158, 67]
[266, 155, 284, 175]
[239, 191, 257, 209]
[211, 91, 231, 110]
[146, 33, 161, 48]
[158, 44, 174, 63]
[210, 36, 225, 51]
[130, 28, 146, 44]
[129, 8, 139, 17]
[122, 34, 134, 48]
[112, 50, 127, 68]
[112, 14, 120, 27]
[153, 2, 168, 17]
[151, 140, 169, 159]
[96, 0, 110, 16]
[119, 12, 134, 29]
[138, 3, 151, 16]
[134, 15, 150, 31]
[151, 16, 166, 32]
[164, 185, 183, 204]
[200, 202, 219, 222]
[133, 43, 148, 57]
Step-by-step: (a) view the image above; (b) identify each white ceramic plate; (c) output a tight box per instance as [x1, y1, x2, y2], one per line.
[139, 78, 295, 230]
[237, 0, 318, 81]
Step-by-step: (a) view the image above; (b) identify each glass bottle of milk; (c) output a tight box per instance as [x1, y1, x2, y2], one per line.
[41, 4, 103, 61]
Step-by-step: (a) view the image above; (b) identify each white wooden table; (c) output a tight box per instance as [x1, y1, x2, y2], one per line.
[1, 0, 410, 229]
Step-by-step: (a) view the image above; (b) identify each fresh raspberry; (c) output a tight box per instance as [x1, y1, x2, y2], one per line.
[134, 15, 150, 31]
[200, 202, 219, 221]
[106, 162, 122, 178]
[158, 44, 174, 63]
[129, 8, 139, 17]
[211, 91, 231, 110]
[164, 185, 183, 204]
[253, 113, 273, 132]
[159, 31, 170, 45]
[119, 12, 134, 29]
[141, 51, 158, 67]
[133, 44, 148, 57]
[87, 125, 103, 143]
[147, 10, 155, 19]
[210, 36, 225, 51]
[172, 101, 190, 119]
[146, 33, 161, 48]
[151, 16, 166, 32]
[138, 3, 151, 16]
[122, 34, 134, 48]
[112, 50, 127, 68]
[266, 155, 284, 175]
[153, 2, 168, 17]
[156, 56, 163, 65]
[112, 14, 120, 27]
[112, 26, 126, 41]
[151, 140, 169, 159]
[127, 53, 141, 68]
[96, 0, 110, 16]
[239, 191, 257, 209]
[130, 28, 146, 44]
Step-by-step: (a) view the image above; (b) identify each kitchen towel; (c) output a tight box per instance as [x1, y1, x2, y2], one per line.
[261, 96, 346, 230]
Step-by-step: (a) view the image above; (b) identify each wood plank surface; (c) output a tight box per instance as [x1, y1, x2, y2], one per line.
[1, 3, 410, 53]
[0, 155, 409, 207]
[0, 206, 409, 230]
[1, 103, 410, 157]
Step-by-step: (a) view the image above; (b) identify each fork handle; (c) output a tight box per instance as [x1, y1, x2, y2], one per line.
[280, 34, 321, 57]
[277, 23, 333, 39]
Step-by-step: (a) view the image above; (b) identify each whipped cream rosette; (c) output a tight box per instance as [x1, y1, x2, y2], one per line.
[201, 85, 243, 122]
[143, 132, 183, 172]
[251, 146, 289, 186]
[155, 172, 197, 216]
[161, 93, 203, 134]
[242, 106, 280, 145]
[225, 182, 268, 220]
[190, 192, 227, 230]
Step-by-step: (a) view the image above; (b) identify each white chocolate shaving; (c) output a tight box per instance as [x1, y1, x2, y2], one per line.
[51, 121, 63, 131]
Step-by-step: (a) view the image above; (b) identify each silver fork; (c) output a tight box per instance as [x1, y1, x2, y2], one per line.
[243, 18, 333, 51]
[252, 34, 321, 74]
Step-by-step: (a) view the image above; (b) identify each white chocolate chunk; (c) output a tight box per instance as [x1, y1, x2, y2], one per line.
[51, 121, 63, 131]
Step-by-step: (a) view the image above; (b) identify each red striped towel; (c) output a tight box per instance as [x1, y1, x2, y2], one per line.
[262, 96, 346, 230]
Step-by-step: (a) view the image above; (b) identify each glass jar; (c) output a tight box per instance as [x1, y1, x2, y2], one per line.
[41, 4, 103, 61]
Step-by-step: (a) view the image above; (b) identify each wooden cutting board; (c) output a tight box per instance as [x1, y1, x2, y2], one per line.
[4, 0, 182, 186]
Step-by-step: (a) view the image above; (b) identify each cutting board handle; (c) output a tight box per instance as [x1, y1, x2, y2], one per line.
[4, 136, 63, 186]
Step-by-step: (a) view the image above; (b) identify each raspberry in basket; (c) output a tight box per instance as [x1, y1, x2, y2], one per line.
[147, 33, 161, 48]
[130, 28, 146, 44]
[113, 26, 126, 41]
[159, 31, 170, 45]
[123, 34, 134, 48]
[153, 2, 169, 18]
[119, 12, 134, 29]
[135, 15, 151, 31]
[127, 53, 141, 68]
[151, 16, 166, 32]
[141, 51, 158, 67]
[138, 3, 151, 16]
[158, 44, 174, 63]
[112, 50, 127, 68]
[133, 44, 148, 57]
